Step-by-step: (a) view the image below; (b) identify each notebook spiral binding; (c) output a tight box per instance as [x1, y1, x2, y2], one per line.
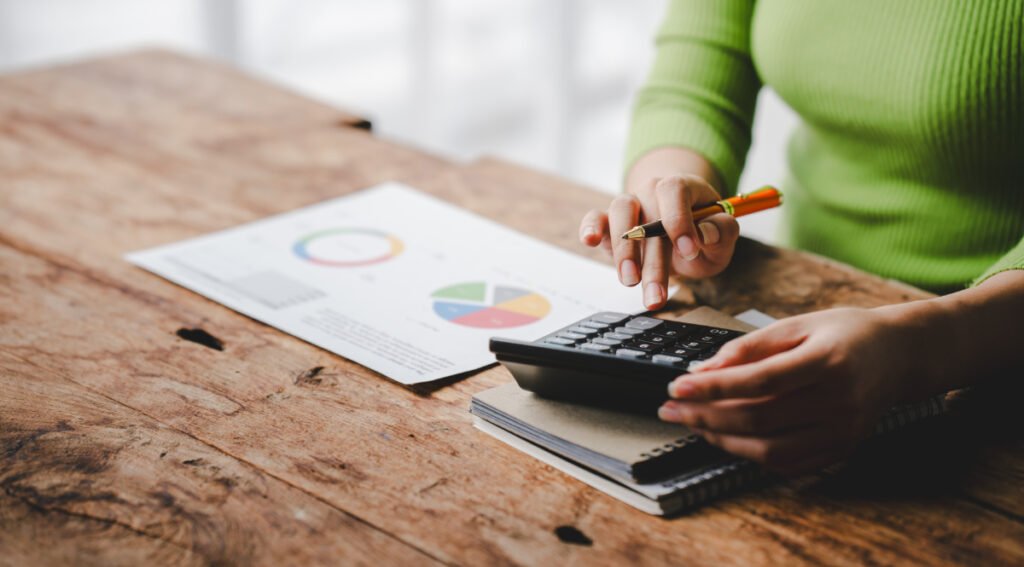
[872, 396, 948, 436]
[673, 460, 765, 510]
[640, 433, 701, 460]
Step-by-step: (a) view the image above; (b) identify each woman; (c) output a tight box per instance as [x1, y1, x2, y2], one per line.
[579, 0, 1023, 474]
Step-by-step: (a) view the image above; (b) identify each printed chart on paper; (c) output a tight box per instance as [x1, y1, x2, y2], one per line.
[127, 183, 648, 384]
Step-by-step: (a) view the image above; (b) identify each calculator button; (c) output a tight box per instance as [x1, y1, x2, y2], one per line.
[709, 330, 741, 343]
[695, 331, 736, 344]
[625, 316, 664, 331]
[652, 354, 687, 366]
[544, 337, 575, 346]
[653, 328, 686, 338]
[678, 341, 710, 351]
[613, 326, 645, 336]
[603, 332, 633, 341]
[579, 342, 612, 352]
[669, 347, 700, 356]
[629, 341, 661, 352]
[580, 320, 611, 330]
[568, 326, 599, 336]
[592, 337, 623, 346]
[615, 349, 647, 359]
[645, 335, 674, 346]
[591, 312, 630, 324]
[557, 331, 588, 341]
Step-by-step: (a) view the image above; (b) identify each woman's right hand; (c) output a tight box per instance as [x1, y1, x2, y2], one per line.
[579, 148, 741, 310]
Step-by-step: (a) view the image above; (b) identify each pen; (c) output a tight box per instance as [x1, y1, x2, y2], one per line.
[620, 186, 783, 240]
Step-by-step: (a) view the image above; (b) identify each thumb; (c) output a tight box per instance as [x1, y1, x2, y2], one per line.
[695, 212, 739, 266]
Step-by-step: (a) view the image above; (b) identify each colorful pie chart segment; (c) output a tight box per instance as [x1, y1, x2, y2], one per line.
[431, 282, 551, 329]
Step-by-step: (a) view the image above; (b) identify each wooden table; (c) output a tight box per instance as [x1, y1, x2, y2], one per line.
[2, 50, 1022, 566]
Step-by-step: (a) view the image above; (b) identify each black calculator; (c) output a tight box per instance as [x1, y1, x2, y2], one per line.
[489, 312, 744, 411]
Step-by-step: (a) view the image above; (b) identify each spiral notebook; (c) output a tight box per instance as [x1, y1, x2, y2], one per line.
[473, 418, 762, 516]
[472, 381, 718, 483]
[470, 308, 948, 515]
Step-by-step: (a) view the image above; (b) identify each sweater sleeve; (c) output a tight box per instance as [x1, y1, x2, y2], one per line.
[625, 0, 762, 195]
[972, 237, 1024, 287]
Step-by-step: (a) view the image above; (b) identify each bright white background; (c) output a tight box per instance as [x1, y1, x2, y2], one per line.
[0, 0, 798, 243]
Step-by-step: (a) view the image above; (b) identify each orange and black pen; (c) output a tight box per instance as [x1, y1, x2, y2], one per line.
[620, 186, 783, 240]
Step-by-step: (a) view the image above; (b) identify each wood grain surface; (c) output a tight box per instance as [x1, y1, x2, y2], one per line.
[1, 50, 1022, 567]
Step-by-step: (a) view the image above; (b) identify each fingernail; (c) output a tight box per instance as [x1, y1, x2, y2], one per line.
[670, 380, 697, 398]
[676, 236, 699, 261]
[658, 404, 681, 422]
[698, 222, 720, 245]
[582, 226, 598, 242]
[675, 234, 700, 253]
[619, 259, 639, 286]
[643, 282, 664, 309]
[688, 359, 712, 372]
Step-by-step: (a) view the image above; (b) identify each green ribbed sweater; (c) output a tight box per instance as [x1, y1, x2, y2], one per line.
[626, 0, 1023, 294]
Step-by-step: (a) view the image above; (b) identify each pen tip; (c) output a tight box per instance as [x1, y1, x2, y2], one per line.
[621, 227, 645, 240]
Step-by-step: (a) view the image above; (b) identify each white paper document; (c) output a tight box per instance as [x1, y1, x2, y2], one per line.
[127, 182, 651, 384]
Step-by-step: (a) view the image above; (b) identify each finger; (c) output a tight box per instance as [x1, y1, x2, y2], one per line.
[695, 319, 810, 371]
[608, 194, 642, 286]
[634, 188, 669, 309]
[653, 176, 713, 262]
[691, 424, 848, 473]
[668, 342, 827, 401]
[694, 212, 739, 267]
[579, 210, 609, 247]
[640, 234, 671, 309]
[599, 231, 613, 256]
[658, 384, 831, 435]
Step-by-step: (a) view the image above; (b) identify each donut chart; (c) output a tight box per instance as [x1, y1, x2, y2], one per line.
[431, 282, 551, 329]
[292, 227, 403, 267]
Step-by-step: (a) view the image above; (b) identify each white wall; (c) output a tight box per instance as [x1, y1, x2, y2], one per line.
[0, 0, 796, 243]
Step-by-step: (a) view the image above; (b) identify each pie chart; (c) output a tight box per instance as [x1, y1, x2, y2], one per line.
[431, 282, 551, 329]
[292, 227, 403, 267]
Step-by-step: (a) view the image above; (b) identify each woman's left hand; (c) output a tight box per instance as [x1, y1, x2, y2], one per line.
[658, 307, 922, 474]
